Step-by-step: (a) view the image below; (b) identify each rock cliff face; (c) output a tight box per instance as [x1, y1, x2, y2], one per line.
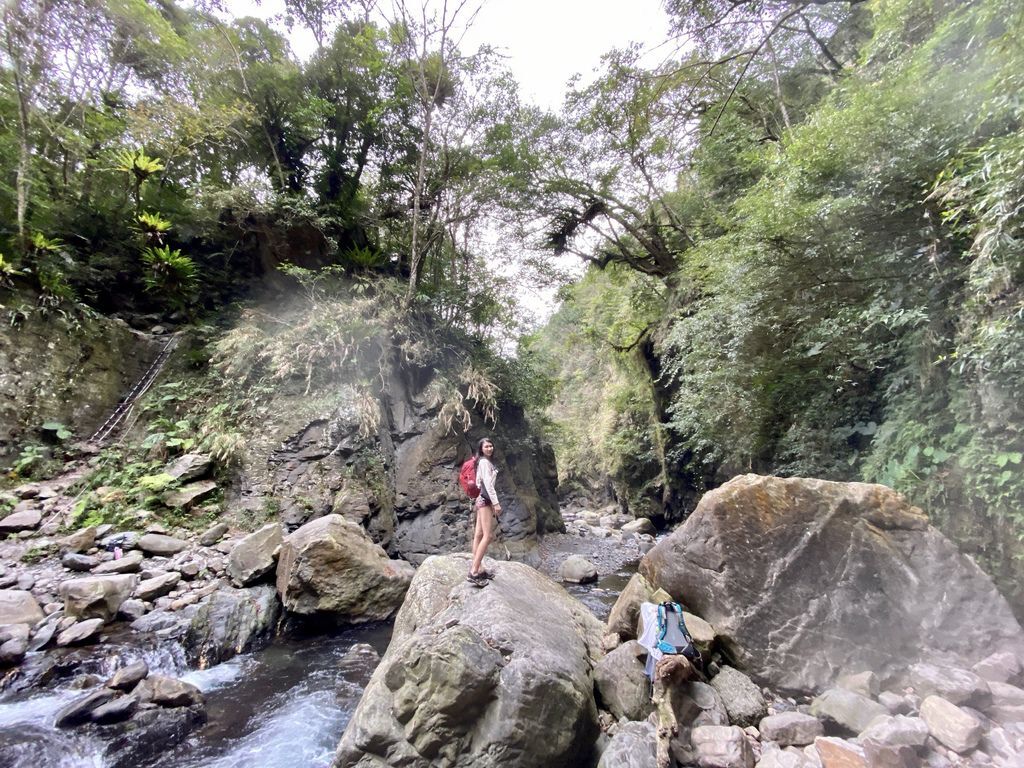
[229, 339, 560, 563]
[640, 474, 1024, 694]
[0, 301, 159, 458]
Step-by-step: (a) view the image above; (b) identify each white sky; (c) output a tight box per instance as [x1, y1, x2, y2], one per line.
[229, 0, 671, 112]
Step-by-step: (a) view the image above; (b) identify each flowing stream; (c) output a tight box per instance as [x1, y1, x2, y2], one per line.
[0, 564, 634, 768]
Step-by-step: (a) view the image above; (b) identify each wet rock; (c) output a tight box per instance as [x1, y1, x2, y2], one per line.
[334, 556, 603, 768]
[59, 574, 137, 621]
[810, 688, 888, 735]
[275, 515, 411, 621]
[607, 572, 654, 640]
[137, 534, 189, 557]
[107, 660, 149, 691]
[597, 720, 657, 768]
[0, 507, 42, 533]
[135, 675, 204, 708]
[91, 693, 138, 724]
[92, 550, 144, 574]
[62, 552, 99, 571]
[0, 634, 28, 666]
[691, 724, 755, 768]
[198, 522, 228, 547]
[639, 475, 1024, 693]
[711, 666, 767, 727]
[165, 453, 212, 483]
[56, 617, 105, 646]
[183, 584, 280, 666]
[58, 526, 97, 554]
[594, 640, 654, 721]
[26, 613, 61, 651]
[134, 572, 181, 601]
[759, 712, 824, 747]
[161, 480, 217, 509]
[99, 703, 207, 766]
[55, 688, 117, 727]
[227, 523, 282, 587]
[0, 589, 44, 627]
[560, 554, 599, 584]
[919, 695, 982, 753]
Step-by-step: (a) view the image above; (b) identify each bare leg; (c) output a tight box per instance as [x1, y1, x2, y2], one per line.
[470, 504, 494, 575]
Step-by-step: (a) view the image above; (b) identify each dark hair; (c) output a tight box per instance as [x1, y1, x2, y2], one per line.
[475, 437, 494, 458]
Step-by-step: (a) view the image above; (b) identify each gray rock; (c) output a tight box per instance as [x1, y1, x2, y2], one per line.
[981, 726, 1024, 765]
[165, 453, 213, 483]
[334, 556, 604, 768]
[117, 599, 147, 622]
[756, 744, 811, 768]
[691, 724, 754, 768]
[621, 518, 657, 536]
[758, 712, 824, 747]
[59, 574, 137, 621]
[58, 527, 97, 554]
[0, 589, 43, 627]
[227, 523, 282, 587]
[15, 574, 34, 591]
[62, 553, 99, 571]
[639, 475, 1024, 694]
[198, 522, 228, 547]
[688, 680, 731, 727]
[275, 515, 411, 621]
[810, 687, 888, 735]
[878, 691, 916, 715]
[177, 561, 201, 580]
[598, 720, 657, 768]
[858, 713, 930, 749]
[134, 572, 181, 601]
[98, 531, 139, 551]
[56, 617, 105, 646]
[972, 651, 1021, 684]
[0, 508, 42, 533]
[860, 739, 921, 768]
[920, 695, 983, 753]
[837, 670, 879, 698]
[137, 534, 189, 556]
[183, 584, 280, 667]
[607, 572, 654, 640]
[594, 640, 654, 721]
[107, 660, 149, 691]
[560, 554, 599, 584]
[910, 663, 990, 708]
[55, 688, 117, 727]
[91, 550, 144, 574]
[0, 635, 28, 666]
[986, 680, 1024, 723]
[91, 693, 138, 724]
[710, 666, 767, 727]
[135, 675, 204, 708]
[161, 480, 217, 509]
[27, 613, 60, 651]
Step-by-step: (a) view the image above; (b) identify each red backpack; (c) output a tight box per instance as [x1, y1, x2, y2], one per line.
[458, 457, 480, 499]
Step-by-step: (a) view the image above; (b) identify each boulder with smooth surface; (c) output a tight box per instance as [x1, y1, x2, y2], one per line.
[59, 575, 137, 621]
[594, 640, 654, 721]
[227, 523, 282, 587]
[0, 589, 43, 627]
[276, 514, 411, 621]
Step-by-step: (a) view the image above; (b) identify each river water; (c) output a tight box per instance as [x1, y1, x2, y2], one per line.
[0, 564, 633, 768]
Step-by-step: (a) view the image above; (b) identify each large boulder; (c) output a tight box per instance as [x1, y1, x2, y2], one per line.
[640, 474, 1024, 692]
[598, 721, 657, 768]
[594, 640, 654, 721]
[333, 556, 604, 768]
[182, 584, 280, 667]
[227, 523, 283, 587]
[275, 514, 413, 621]
[59, 575, 137, 621]
[0, 589, 44, 627]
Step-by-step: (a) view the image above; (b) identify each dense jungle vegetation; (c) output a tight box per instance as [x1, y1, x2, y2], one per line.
[1, 1, 1022, 601]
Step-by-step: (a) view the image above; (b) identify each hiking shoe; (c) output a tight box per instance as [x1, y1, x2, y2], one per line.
[467, 573, 488, 587]
[475, 569, 494, 581]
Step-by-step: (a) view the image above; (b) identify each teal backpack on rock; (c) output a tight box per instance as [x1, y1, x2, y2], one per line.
[655, 601, 701, 664]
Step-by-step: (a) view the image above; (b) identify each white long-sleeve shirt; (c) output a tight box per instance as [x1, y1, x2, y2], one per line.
[475, 457, 500, 507]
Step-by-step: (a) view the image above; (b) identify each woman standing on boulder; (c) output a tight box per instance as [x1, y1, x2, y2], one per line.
[469, 437, 501, 583]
